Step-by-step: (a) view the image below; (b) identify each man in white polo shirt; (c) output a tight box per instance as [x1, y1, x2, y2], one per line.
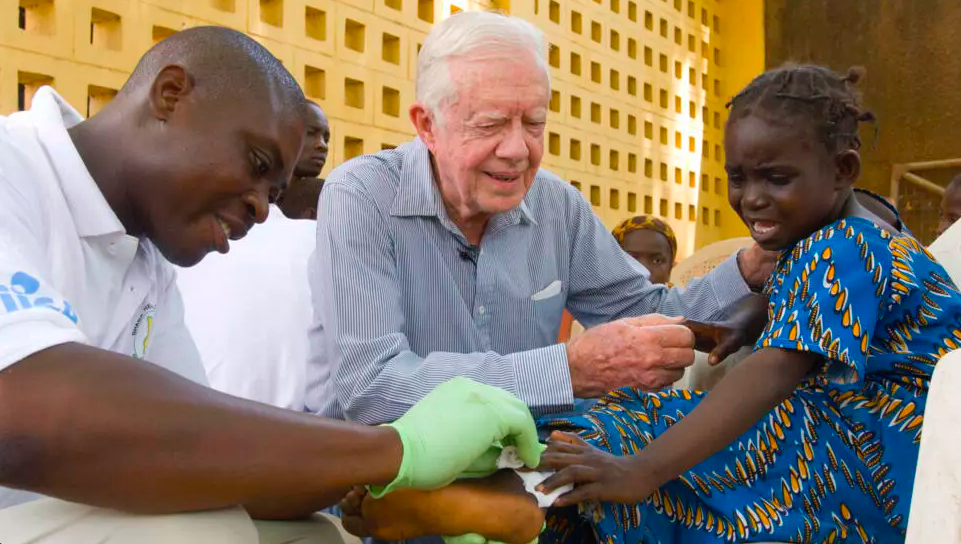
[0, 26, 544, 544]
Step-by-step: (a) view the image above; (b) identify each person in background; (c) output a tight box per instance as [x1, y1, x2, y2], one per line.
[0, 26, 541, 544]
[278, 100, 329, 220]
[853, 187, 912, 235]
[559, 215, 679, 342]
[935, 173, 961, 237]
[178, 101, 331, 410]
[611, 215, 678, 285]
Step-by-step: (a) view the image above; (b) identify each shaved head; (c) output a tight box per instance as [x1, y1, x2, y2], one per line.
[71, 25, 310, 266]
[122, 26, 305, 122]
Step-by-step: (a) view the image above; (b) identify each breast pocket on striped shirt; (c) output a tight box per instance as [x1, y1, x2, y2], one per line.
[530, 280, 565, 334]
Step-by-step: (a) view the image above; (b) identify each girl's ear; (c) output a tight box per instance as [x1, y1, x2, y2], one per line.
[835, 149, 861, 189]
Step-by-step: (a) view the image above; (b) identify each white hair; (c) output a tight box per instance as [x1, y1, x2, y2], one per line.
[416, 10, 551, 121]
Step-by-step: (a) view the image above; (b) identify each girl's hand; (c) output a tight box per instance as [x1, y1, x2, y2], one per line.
[535, 431, 656, 506]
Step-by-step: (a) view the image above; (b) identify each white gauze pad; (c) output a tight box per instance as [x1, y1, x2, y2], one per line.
[496, 446, 573, 508]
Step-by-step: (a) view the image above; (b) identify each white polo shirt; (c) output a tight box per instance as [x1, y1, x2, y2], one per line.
[0, 87, 206, 509]
[176, 205, 316, 411]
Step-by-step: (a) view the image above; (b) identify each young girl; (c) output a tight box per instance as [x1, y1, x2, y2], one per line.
[535, 65, 961, 543]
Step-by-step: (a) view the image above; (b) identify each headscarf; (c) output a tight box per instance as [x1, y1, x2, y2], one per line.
[611, 215, 678, 259]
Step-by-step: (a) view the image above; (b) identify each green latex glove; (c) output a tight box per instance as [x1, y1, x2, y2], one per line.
[442, 522, 545, 544]
[443, 534, 538, 544]
[369, 377, 541, 497]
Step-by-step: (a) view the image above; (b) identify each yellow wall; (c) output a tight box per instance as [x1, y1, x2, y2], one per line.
[1, 0, 762, 255]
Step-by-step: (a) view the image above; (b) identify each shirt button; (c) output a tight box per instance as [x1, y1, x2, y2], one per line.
[478, 306, 486, 315]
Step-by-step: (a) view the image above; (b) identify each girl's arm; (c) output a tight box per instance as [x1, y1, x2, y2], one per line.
[539, 347, 819, 505]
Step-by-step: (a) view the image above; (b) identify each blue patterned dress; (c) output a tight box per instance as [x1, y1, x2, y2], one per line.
[538, 218, 961, 543]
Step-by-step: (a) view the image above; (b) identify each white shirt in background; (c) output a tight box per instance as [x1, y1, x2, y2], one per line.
[176, 206, 316, 411]
[0, 87, 206, 509]
[929, 219, 961, 287]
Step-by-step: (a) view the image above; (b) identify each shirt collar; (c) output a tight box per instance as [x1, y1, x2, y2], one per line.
[389, 137, 538, 227]
[32, 86, 127, 239]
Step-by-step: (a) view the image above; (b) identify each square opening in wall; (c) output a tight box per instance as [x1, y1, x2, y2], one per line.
[674, 202, 682, 219]
[382, 32, 400, 64]
[590, 102, 601, 123]
[549, 0, 560, 23]
[659, 198, 668, 217]
[628, 153, 637, 173]
[570, 95, 581, 117]
[549, 90, 560, 112]
[548, 132, 560, 155]
[591, 21, 601, 43]
[304, 65, 326, 99]
[644, 159, 652, 178]
[211, 0, 235, 12]
[610, 29, 619, 51]
[689, 204, 696, 221]
[306, 6, 326, 41]
[571, 11, 582, 33]
[549, 44, 560, 67]
[628, 192, 637, 212]
[610, 188, 620, 208]
[418, 0, 433, 23]
[610, 69, 619, 90]
[628, 1, 636, 22]
[345, 19, 365, 53]
[90, 7, 122, 51]
[590, 185, 601, 206]
[702, 206, 709, 225]
[628, 38, 637, 59]
[344, 136, 364, 160]
[610, 109, 619, 129]
[627, 75, 636, 95]
[591, 62, 601, 83]
[570, 52, 581, 76]
[17, 71, 53, 111]
[345, 78, 365, 109]
[86, 84, 117, 117]
[570, 139, 581, 161]
[260, 0, 283, 27]
[609, 151, 619, 172]
[385, 0, 402, 10]
[571, 181, 582, 192]
[644, 195, 653, 213]
[19, 0, 55, 35]
[382, 86, 399, 117]
[590, 144, 601, 166]
[152, 25, 176, 44]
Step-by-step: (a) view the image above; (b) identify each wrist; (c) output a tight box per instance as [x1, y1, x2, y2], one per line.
[366, 424, 407, 497]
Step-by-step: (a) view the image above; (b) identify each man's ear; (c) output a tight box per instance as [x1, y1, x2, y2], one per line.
[835, 149, 861, 190]
[148, 64, 193, 122]
[409, 102, 438, 150]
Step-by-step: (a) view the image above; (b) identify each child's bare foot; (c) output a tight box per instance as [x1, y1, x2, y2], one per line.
[340, 470, 545, 544]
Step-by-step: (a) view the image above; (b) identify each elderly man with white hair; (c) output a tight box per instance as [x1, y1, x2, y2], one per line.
[308, 11, 772, 426]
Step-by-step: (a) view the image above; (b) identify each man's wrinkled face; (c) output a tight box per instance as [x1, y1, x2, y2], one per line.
[423, 54, 550, 223]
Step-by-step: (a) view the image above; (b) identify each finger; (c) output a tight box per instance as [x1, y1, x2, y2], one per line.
[658, 347, 696, 369]
[538, 451, 587, 471]
[623, 314, 684, 327]
[709, 335, 744, 365]
[544, 440, 588, 456]
[460, 445, 504, 477]
[537, 464, 599, 492]
[492, 397, 543, 468]
[640, 324, 696, 349]
[549, 430, 590, 446]
[340, 514, 370, 537]
[553, 483, 605, 507]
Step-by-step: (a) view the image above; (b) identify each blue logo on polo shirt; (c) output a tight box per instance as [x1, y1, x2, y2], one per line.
[0, 271, 79, 323]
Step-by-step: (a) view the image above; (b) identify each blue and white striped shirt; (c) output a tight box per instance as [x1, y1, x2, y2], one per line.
[307, 137, 750, 424]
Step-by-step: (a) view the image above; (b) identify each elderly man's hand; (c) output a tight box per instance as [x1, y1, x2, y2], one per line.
[566, 315, 695, 397]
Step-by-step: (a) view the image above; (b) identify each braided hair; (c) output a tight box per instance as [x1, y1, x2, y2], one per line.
[726, 64, 876, 153]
